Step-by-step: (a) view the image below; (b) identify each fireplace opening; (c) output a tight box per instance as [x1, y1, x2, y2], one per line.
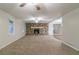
[34, 29, 39, 34]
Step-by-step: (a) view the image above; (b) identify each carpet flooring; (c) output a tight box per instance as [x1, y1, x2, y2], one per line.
[0, 35, 78, 55]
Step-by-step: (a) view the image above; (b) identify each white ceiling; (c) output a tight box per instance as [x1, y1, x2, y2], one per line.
[0, 3, 79, 23]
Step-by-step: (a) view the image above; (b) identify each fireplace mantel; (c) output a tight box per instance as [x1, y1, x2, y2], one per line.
[31, 27, 44, 29]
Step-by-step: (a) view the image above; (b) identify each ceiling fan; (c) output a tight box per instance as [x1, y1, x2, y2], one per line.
[19, 3, 41, 11]
[20, 3, 42, 23]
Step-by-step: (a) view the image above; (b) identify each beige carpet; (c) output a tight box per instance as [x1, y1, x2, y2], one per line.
[0, 35, 78, 55]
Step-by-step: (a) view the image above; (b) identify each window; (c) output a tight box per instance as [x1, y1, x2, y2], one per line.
[8, 19, 14, 33]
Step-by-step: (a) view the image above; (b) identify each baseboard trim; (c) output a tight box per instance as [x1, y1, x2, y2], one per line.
[62, 40, 79, 51]
[0, 34, 25, 50]
[54, 37, 79, 51]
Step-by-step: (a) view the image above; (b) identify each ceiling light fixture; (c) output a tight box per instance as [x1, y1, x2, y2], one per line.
[35, 20, 39, 23]
[28, 17, 44, 23]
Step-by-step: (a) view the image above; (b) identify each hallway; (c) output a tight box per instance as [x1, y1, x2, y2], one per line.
[0, 35, 77, 55]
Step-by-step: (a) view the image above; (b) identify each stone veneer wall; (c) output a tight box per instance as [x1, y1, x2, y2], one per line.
[26, 23, 48, 35]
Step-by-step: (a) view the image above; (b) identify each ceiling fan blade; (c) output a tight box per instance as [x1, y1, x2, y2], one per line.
[36, 5, 41, 10]
[20, 3, 26, 7]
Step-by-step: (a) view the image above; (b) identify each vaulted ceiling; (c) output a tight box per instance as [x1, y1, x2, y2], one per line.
[0, 3, 79, 23]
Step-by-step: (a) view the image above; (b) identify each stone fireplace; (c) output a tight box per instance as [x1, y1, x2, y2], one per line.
[26, 23, 48, 35]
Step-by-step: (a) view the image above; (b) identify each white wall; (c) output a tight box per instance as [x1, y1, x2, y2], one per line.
[0, 9, 26, 49]
[63, 8, 79, 50]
